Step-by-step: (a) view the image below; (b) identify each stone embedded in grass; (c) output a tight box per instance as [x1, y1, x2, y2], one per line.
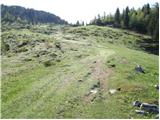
[140, 103, 159, 114]
[133, 100, 159, 114]
[135, 110, 148, 115]
[154, 84, 159, 90]
[92, 81, 100, 88]
[133, 101, 142, 107]
[135, 65, 145, 74]
[90, 89, 98, 94]
[55, 42, 61, 50]
[17, 41, 28, 47]
[109, 88, 121, 95]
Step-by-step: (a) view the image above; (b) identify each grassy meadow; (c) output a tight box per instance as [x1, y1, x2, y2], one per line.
[1, 24, 159, 119]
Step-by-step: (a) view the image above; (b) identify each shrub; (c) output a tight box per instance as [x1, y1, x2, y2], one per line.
[43, 60, 53, 67]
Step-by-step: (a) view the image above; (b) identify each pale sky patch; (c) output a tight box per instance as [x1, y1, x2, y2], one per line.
[0, 0, 158, 23]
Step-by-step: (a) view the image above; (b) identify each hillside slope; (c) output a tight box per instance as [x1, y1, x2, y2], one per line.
[1, 25, 159, 119]
[1, 4, 67, 24]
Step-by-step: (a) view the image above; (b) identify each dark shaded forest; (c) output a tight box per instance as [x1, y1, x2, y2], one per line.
[1, 4, 68, 24]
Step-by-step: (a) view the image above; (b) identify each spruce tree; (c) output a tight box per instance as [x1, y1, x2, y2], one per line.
[124, 6, 130, 28]
[114, 8, 120, 27]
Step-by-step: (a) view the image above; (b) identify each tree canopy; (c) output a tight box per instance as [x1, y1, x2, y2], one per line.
[1, 4, 68, 25]
[90, 3, 159, 41]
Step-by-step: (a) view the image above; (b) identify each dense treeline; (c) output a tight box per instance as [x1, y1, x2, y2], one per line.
[1, 4, 68, 24]
[90, 3, 159, 41]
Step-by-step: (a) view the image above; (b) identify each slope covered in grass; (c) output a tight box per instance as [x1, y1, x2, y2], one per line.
[1, 24, 159, 119]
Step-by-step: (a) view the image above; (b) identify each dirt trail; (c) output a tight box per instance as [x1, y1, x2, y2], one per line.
[84, 57, 114, 103]
[91, 58, 113, 90]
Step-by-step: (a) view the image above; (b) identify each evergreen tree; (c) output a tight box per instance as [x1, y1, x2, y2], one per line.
[124, 6, 130, 28]
[96, 14, 102, 26]
[114, 8, 120, 27]
[82, 21, 85, 26]
[142, 3, 150, 16]
[76, 20, 80, 26]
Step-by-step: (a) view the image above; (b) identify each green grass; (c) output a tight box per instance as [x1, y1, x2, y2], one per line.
[1, 24, 159, 119]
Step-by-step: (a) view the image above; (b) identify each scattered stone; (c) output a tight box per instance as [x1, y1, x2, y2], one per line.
[140, 103, 159, 114]
[90, 88, 98, 94]
[133, 100, 159, 114]
[55, 42, 61, 50]
[135, 65, 145, 73]
[133, 101, 142, 107]
[154, 84, 159, 90]
[17, 41, 28, 47]
[109, 88, 121, 95]
[135, 110, 148, 115]
[90, 81, 100, 90]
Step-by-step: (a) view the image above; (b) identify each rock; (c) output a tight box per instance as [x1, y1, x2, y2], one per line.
[133, 100, 142, 107]
[135, 110, 148, 115]
[55, 42, 61, 50]
[140, 103, 159, 114]
[17, 41, 28, 47]
[109, 89, 117, 94]
[135, 65, 145, 73]
[109, 88, 121, 95]
[90, 89, 98, 94]
[154, 84, 159, 90]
